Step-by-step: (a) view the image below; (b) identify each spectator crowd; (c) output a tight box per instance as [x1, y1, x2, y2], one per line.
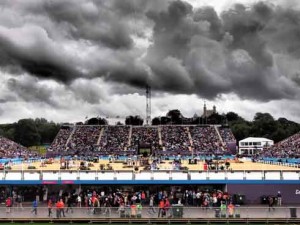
[47, 125, 235, 157]
[190, 126, 223, 155]
[99, 126, 130, 154]
[129, 127, 160, 152]
[0, 136, 37, 159]
[161, 126, 190, 153]
[260, 132, 300, 158]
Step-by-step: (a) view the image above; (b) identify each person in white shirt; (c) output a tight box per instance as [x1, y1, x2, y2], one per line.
[77, 195, 82, 207]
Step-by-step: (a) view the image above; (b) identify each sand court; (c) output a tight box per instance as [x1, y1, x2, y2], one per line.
[10, 158, 300, 171]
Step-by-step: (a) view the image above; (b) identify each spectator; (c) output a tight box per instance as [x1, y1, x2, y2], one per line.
[161, 126, 190, 154]
[148, 195, 156, 214]
[5, 197, 12, 213]
[56, 200, 61, 218]
[0, 136, 37, 159]
[158, 199, 165, 218]
[48, 199, 53, 217]
[268, 196, 275, 211]
[99, 126, 130, 154]
[261, 132, 300, 158]
[277, 191, 282, 206]
[190, 126, 223, 155]
[31, 199, 38, 215]
[130, 127, 160, 152]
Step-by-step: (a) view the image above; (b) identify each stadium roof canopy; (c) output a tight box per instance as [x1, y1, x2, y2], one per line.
[239, 137, 273, 142]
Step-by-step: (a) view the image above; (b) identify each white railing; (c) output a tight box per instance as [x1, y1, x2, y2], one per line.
[0, 169, 299, 182]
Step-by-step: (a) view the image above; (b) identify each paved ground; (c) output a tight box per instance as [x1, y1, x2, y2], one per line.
[0, 204, 298, 219]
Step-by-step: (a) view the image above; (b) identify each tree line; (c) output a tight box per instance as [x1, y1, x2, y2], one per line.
[0, 111, 299, 147]
[151, 110, 300, 143]
[0, 118, 60, 147]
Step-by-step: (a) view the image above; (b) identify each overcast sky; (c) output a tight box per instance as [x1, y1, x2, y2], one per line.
[0, 0, 299, 124]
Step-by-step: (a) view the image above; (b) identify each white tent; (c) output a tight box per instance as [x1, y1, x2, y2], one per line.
[238, 137, 274, 155]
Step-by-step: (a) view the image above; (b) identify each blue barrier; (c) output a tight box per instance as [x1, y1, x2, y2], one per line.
[262, 157, 300, 164]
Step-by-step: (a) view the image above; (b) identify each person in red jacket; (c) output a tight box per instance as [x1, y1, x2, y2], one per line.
[48, 199, 53, 217]
[56, 200, 61, 218]
[158, 199, 165, 218]
[6, 197, 12, 213]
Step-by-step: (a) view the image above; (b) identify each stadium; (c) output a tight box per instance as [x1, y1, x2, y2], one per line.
[1, 0, 300, 224]
[0, 120, 299, 224]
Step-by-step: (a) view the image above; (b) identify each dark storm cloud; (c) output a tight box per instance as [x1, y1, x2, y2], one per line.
[7, 77, 57, 106]
[0, 25, 81, 83]
[144, 0, 300, 100]
[0, 0, 299, 103]
[193, 6, 223, 40]
[41, 0, 134, 49]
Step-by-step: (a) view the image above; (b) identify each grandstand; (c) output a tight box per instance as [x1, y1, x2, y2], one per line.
[100, 126, 131, 154]
[0, 136, 35, 158]
[261, 132, 300, 158]
[130, 126, 160, 153]
[47, 125, 238, 157]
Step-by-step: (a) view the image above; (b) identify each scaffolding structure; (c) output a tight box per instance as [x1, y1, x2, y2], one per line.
[146, 85, 151, 125]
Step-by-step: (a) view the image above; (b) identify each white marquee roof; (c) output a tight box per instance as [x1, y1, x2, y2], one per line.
[239, 137, 273, 142]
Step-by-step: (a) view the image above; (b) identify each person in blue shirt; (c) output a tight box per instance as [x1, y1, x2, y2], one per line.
[31, 200, 38, 215]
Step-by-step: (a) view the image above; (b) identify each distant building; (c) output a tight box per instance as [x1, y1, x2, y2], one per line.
[239, 137, 274, 155]
[201, 103, 217, 118]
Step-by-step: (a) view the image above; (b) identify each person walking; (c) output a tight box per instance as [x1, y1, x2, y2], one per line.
[77, 194, 82, 208]
[66, 195, 73, 213]
[31, 199, 38, 215]
[47, 199, 53, 217]
[60, 199, 66, 217]
[148, 195, 156, 214]
[103, 198, 111, 216]
[17, 193, 23, 210]
[164, 198, 171, 218]
[5, 197, 12, 213]
[228, 202, 235, 218]
[158, 199, 165, 218]
[268, 196, 275, 212]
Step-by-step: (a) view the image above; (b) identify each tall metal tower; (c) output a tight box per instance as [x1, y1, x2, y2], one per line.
[146, 85, 151, 125]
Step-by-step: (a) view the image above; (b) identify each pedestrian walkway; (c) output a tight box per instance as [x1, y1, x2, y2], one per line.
[0, 205, 297, 220]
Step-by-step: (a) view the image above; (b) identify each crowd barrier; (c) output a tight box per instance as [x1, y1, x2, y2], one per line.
[262, 157, 300, 164]
[258, 160, 299, 168]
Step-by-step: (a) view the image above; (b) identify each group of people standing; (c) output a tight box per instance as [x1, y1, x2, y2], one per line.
[268, 191, 282, 211]
[27, 198, 67, 218]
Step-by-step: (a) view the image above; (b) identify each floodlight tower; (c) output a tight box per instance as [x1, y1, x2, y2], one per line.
[146, 85, 151, 125]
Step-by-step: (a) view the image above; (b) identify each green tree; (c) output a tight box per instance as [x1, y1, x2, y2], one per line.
[207, 113, 224, 124]
[226, 112, 240, 122]
[14, 119, 41, 147]
[125, 115, 143, 125]
[231, 122, 252, 141]
[86, 117, 108, 125]
[166, 109, 183, 124]
[152, 117, 161, 125]
[251, 113, 277, 138]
